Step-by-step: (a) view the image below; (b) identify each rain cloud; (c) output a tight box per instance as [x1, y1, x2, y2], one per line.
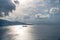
[0, 0, 16, 17]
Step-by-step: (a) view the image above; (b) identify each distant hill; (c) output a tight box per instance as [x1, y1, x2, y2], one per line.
[0, 19, 59, 26]
[34, 21, 60, 25]
[0, 19, 27, 26]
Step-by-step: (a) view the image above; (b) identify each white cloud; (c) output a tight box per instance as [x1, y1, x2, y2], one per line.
[35, 13, 50, 19]
[49, 7, 59, 14]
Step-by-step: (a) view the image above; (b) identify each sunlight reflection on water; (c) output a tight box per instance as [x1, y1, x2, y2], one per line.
[0, 25, 60, 40]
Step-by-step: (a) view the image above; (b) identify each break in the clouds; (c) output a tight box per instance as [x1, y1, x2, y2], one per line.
[0, 0, 60, 24]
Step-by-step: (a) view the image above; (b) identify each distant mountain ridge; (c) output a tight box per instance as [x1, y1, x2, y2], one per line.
[0, 19, 27, 26]
[0, 19, 60, 27]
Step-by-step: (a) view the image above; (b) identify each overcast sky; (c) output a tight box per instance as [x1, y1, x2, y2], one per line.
[0, 0, 60, 24]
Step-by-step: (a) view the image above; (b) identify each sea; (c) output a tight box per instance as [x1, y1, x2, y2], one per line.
[0, 25, 60, 40]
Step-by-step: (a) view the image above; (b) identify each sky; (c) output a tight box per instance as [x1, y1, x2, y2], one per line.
[0, 0, 60, 24]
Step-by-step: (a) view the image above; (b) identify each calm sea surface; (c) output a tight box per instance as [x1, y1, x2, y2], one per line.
[0, 25, 60, 40]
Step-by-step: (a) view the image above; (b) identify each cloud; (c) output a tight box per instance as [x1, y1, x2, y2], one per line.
[35, 13, 50, 19]
[0, 0, 16, 17]
[1, 0, 60, 24]
[13, 0, 60, 24]
[49, 7, 59, 14]
[14, 0, 19, 4]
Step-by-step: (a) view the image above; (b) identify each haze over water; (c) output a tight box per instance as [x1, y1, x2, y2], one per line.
[0, 25, 60, 40]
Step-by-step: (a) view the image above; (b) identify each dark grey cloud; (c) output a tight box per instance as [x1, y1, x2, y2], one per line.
[14, 0, 19, 4]
[0, 0, 16, 17]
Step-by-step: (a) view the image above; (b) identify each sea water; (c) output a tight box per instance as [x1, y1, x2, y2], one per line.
[0, 25, 60, 40]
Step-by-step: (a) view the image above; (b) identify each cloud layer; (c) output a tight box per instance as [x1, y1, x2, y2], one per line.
[0, 0, 16, 17]
[0, 0, 60, 24]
